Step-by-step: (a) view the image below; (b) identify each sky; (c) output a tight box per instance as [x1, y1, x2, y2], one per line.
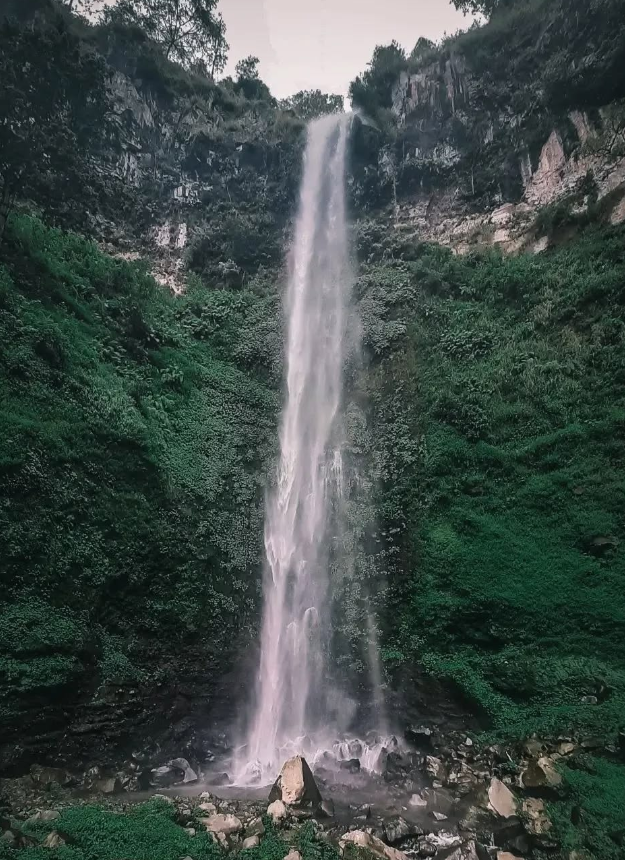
[220, 0, 473, 100]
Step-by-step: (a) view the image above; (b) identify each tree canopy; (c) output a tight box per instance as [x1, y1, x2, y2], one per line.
[348, 41, 407, 116]
[103, 0, 229, 74]
[0, 13, 110, 239]
[280, 90, 344, 121]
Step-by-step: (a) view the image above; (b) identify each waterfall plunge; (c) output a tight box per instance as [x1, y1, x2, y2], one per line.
[237, 114, 388, 784]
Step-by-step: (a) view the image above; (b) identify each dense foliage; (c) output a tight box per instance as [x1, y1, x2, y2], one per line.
[353, 222, 625, 742]
[0, 214, 279, 739]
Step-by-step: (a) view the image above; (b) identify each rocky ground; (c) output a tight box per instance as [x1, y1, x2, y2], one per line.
[3, 721, 617, 859]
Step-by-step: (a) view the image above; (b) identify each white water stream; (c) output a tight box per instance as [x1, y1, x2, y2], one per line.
[236, 114, 390, 784]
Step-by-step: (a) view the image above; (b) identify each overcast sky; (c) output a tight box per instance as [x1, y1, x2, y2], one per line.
[96, 0, 474, 101]
[219, 0, 473, 100]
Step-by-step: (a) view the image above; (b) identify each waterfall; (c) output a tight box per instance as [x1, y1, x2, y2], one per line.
[235, 113, 390, 785]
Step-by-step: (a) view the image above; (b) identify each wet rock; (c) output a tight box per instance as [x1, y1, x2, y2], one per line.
[432, 811, 448, 821]
[409, 793, 428, 808]
[423, 787, 456, 816]
[267, 799, 288, 823]
[383, 816, 421, 845]
[243, 835, 260, 849]
[339, 758, 361, 773]
[425, 756, 446, 781]
[421, 832, 464, 852]
[340, 830, 409, 860]
[406, 726, 434, 749]
[210, 772, 232, 786]
[42, 832, 66, 848]
[151, 766, 179, 787]
[168, 757, 198, 784]
[269, 756, 322, 807]
[488, 778, 517, 819]
[448, 841, 480, 860]
[200, 813, 243, 836]
[95, 777, 122, 795]
[30, 766, 72, 788]
[522, 738, 545, 758]
[245, 817, 265, 838]
[520, 757, 562, 791]
[319, 800, 335, 818]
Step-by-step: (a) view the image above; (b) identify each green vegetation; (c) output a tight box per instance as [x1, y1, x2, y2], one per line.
[355, 223, 625, 740]
[551, 755, 625, 860]
[0, 213, 279, 735]
[0, 803, 341, 860]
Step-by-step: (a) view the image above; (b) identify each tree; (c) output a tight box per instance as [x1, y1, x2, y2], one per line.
[280, 90, 344, 121]
[349, 41, 407, 116]
[450, 0, 513, 15]
[233, 55, 273, 102]
[0, 14, 110, 240]
[104, 0, 229, 74]
[235, 55, 260, 81]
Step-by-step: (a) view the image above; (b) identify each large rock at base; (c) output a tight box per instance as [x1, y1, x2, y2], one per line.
[340, 830, 409, 860]
[488, 778, 517, 819]
[269, 756, 322, 807]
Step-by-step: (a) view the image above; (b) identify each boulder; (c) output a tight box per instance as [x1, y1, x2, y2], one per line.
[521, 798, 553, 843]
[267, 799, 288, 823]
[168, 758, 198, 785]
[340, 830, 409, 860]
[497, 853, 524, 860]
[285, 852, 302, 860]
[425, 756, 446, 781]
[210, 772, 232, 786]
[447, 841, 479, 860]
[520, 757, 562, 791]
[200, 814, 243, 836]
[269, 756, 322, 807]
[95, 777, 122, 795]
[409, 793, 427, 808]
[243, 835, 260, 849]
[30, 766, 72, 788]
[383, 817, 421, 845]
[151, 766, 179, 787]
[488, 779, 517, 819]
[406, 726, 434, 749]
[42, 832, 66, 848]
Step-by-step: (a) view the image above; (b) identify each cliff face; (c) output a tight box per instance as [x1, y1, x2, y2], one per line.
[349, 0, 625, 254]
